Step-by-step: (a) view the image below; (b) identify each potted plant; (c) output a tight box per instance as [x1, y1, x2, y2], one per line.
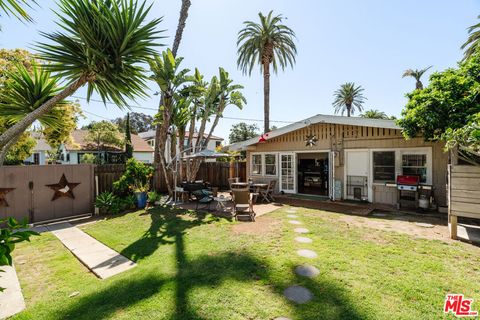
[131, 181, 149, 209]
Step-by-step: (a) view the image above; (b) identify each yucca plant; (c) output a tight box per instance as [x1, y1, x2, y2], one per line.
[0, 0, 163, 151]
[0, 63, 70, 164]
[0, 0, 36, 21]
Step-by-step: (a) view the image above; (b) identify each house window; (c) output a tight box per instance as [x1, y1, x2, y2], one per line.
[252, 154, 262, 175]
[215, 141, 221, 148]
[373, 151, 395, 182]
[33, 153, 40, 165]
[402, 154, 427, 183]
[265, 154, 277, 175]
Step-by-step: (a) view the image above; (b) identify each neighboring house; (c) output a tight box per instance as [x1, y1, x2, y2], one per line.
[55, 130, 154, 164]
[138, 130, 224, 162]
[24, 132, 52, 165]
[229, 114, 449, 208]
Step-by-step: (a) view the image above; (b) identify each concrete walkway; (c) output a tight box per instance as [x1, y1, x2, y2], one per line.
[0, 265, 25, 319]
[46, 222, 136, 279]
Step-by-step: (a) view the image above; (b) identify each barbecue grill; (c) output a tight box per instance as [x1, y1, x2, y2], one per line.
[396, 175, 420, 191]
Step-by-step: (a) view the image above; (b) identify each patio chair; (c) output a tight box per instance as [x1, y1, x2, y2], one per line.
[232, 188, 255, 221]
[192, 189, 214, 210]
[259, 180, 277, 203]
[228, 177, 240, 190]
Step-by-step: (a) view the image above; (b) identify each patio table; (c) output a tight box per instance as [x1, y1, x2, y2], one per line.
[231, 182, 249, 189]
[252, 183, 269, 202]
[214, 196, 231, 212]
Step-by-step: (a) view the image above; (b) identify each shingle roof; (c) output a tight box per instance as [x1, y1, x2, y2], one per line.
[228, 114, 401, 151]
[31, 132, 52, 152]
[66, 130, 153, 152]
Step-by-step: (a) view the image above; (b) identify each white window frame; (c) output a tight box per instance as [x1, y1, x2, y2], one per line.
[264, 153, 277, 176]
[369, 147, 433, 186]
[251, 153, 263, 175]
[250, 152, 279, 177]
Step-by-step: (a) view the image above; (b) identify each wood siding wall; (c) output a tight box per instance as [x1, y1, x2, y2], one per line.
[449, 165, 480, 219]
[246, 123, 448, 206]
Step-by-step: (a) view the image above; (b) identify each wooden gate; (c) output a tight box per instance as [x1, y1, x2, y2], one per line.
[448, 164, 480, 239]
[0, 165, 95, 223]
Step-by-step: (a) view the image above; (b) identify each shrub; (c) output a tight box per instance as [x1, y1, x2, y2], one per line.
[147, 191, 160, 203]
[113, 158, 154, 196]
[1, 217, 39, 291]
[95, 191, 117, 214]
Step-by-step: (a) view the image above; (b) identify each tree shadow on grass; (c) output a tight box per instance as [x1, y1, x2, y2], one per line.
[120, 206, 228, 262]
[55, 206, 366, 320]
[56, 274, 166, 320]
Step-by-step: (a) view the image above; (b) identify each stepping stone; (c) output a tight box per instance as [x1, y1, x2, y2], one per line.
[415, 222, 434, 228]
[297, 249, 318, 259]
[288, 220, 302, 225]
[295, 236, 312, 243]
[283, 285, 313, 304]
[295, 265, 320, 278]
[47, 222, 136, 279]
[287, 214, 298, 218]
[286, 209, 297, 213]
[294, 228, 309, 234]
[0, 265, 26, 319]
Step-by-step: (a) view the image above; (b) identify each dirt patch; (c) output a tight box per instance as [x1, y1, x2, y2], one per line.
[336, 213, 452, 243]
[231, 215, 281, 235]
[276, 197, 372, 216]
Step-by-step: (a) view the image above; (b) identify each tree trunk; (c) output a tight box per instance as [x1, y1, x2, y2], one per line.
[0, 134, 21, 166]
[347, 104, 351, 117]
[171, 0, 192, 57]
[263, 61, 270, 133]
[0, 77, 87, 150]
[154, 0, 191, 166]
[416, 80, 423, 90]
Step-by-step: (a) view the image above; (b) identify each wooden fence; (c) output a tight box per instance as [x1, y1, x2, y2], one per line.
[448, 164, 480, 239]
[95, 161, 246, 194]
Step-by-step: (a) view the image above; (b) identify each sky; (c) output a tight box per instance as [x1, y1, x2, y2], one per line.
[2, 0, 479, 143]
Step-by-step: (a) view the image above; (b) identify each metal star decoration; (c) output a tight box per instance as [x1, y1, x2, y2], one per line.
[0, 187, 15, 207]
[46, 174, 80, 201]
[305, 134, 318, 147]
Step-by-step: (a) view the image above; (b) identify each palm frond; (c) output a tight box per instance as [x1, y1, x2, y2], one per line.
[35, 0, 164, 108]
[332, 82, 366, 116]
[0, 0, 36, 22]
[236, 10, 297, 75]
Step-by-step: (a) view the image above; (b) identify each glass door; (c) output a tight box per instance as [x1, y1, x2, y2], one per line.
[280, 153, 296, 193]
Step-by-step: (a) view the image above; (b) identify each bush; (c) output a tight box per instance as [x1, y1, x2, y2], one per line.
[147, 191, 160, 203]
[113, 158, 154, 196]
[80, 153, 96, 164]
[1, 218, 38, 291]
[95, 191, 117, 214]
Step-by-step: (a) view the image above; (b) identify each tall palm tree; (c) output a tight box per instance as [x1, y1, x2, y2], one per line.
[402, 66, 432, 90]
[237, 10, 297, 133]
[360, 109, 388, 119]
[0, 0, 162, 151]
[462, 15, 480, 60]
[332, 82, 366, 117]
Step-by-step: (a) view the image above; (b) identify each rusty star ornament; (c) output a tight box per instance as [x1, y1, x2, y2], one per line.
[305, 134, 318, 147]
[46, 174, 80, 201]
[0, 187, 15, 207]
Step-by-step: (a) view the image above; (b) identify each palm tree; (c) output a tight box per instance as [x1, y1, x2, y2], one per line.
[332, 82, 366, 117]
[172, 0, 191, 56]
[0, 0, 36, 21]
[0, 0, 162, 151]
[237, 10, 297, 133]
[462, 15, 480, 60]
[402, 66, 432, 90]
[154, 0, 191, 165]
[360, 109, 389, 119]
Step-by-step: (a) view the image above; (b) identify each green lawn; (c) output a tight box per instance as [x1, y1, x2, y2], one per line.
[11, 206, 480, 320]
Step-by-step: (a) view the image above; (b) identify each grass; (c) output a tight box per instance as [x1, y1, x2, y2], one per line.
[11, 205, 480, 319]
